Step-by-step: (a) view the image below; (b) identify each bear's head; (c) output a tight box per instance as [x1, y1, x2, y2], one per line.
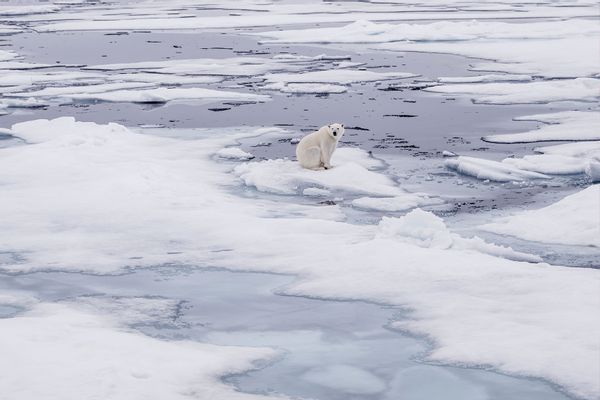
[327, 123, 345, 140]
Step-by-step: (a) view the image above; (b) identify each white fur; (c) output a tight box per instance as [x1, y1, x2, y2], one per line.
[296, 123, 345, 170]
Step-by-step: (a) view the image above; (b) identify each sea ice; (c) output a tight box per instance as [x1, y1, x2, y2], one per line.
[445, 156, 550, 182]
[426, 78, 600, 104]
[484, 111, 600, 143]
[481, 185, 600, 247]
[0, 117, 597, 399]
[0, 300, 281, 400]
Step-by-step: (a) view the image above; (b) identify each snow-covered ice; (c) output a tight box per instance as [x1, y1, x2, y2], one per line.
[426, 78, 600, 104]
[216, 147, 255, 161]
[0, 300, 281, 400]
[445, 156, 551, 182]
[484, 111, 600, 143]
[0, 117, 597, 399]
[1, 1, 599, 398]
[482, 185, 600, 247]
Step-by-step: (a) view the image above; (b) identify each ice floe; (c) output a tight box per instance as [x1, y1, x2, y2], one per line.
[426, 78, 600, 104]
[445, 156, 550, 182]
[9, 84, 269, 105]
[496, 139, 600, 177]
[482, 185, 600, 247]
[233, 147, 432, 200]
[0, 117, 597, 398]
[352, 195, 443, 212]
[377, 208, 542, 262]
[484, 111, 600, 143]
[438, 74, 533, 83]
[0, 301, 281, 400]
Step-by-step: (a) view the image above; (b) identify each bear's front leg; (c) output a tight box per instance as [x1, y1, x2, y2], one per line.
[321, 147, 332, 169]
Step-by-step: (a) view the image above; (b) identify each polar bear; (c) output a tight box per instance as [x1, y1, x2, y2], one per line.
[296, 123, 345, 170]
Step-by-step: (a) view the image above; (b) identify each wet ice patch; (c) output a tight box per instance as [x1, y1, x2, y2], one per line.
[445, 156, 550, 182]
[0, 302, 281, 400]
[481, 185, 600, 247]
[63, 295, 185, 327]
[484, 111, 600, 143]
[301, 364, 386, 395]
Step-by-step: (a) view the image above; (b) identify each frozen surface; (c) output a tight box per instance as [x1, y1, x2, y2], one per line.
[425, 78, 600, 105]
[484, 111, 600, 143]
[234, 147, 430, 199]
[257, 19, 600, 78]
[482, 185, 600, 247]
[1, 1, 599, 399]
[445, 156, 550, 182]
[0, 300, 281, 400]
[0, 118, 597, 399]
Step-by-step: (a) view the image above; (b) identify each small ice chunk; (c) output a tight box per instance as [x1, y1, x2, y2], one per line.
[216, 147, 255, 161]
[442, 150, 457, 157]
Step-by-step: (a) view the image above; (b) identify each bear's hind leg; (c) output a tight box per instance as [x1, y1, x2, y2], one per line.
[299, 146, 322, 170]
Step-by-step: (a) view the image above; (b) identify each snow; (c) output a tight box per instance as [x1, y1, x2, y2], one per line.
[86, 56, 308, 77]
[0, 301, 281, 400]
[233, 147, 415, 197]
[482, 185, 600, 247]
[377, 209, 542, 263]
[216, 147, 255, 161]
[0, 117, 598, 398]
[9, 84, 269, 105]
[426, 78, 600, 104]
[502, 154, 590, 175]
[0, 71, 103, 87]
[352, 195, 443, 212]
[67, 87, 270, 104]
[508, 141, 600, 177]
[484, 111, 600, 143]
[445, 156, 550, 182]
[438, 74, 532, 83]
